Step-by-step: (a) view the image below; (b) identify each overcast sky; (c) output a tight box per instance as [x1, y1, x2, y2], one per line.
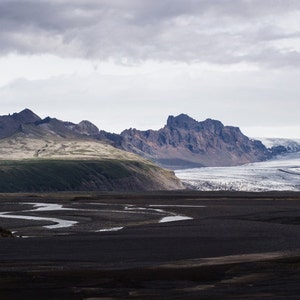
[0, 0, 299, 138]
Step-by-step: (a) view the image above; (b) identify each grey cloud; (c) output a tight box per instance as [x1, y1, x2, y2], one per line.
[0, 1, 100, 31]
[0, 0, 299, 67]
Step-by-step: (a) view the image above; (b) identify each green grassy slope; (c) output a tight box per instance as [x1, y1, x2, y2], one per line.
[0, 131, 184, 192]
[0, 159, 183, 192]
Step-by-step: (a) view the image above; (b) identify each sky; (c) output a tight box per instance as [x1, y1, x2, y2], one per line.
[0, 0, 300, 138]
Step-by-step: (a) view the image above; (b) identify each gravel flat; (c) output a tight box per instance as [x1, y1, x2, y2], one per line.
[0, 191, 300, 299]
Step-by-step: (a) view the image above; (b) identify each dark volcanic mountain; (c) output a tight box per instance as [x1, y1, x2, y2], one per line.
[0, 108, 100, 140]
[0, 108, 41, 139]
[99, 114, 270, 169]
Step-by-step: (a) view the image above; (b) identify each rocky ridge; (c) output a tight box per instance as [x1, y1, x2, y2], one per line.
[100, 114, 270, 169]
[0, 109, 286, 171]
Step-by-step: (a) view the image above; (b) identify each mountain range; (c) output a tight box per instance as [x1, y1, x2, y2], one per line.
[1, 109, 295, 168]
[99, 114, 270, 169]
[0, 108, 298, 192]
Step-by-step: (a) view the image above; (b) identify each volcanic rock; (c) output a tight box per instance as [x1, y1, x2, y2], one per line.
[114, 114, 270, 169]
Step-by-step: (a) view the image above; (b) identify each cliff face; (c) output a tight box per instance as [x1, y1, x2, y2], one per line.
[117, 114, 270, 169]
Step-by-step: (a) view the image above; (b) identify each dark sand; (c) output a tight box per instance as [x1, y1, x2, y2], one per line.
[0, 191, 300, 299]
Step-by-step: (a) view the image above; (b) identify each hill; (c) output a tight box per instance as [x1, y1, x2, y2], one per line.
[0, 109, 183, 192]
[0, 159, 182, 192]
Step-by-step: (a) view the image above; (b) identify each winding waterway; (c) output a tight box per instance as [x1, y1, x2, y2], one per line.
[0, 201, 198, 236]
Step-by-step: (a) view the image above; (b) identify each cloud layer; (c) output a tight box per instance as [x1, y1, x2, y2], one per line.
[0, 0, 299, 138]
[1, 0, 300, 67]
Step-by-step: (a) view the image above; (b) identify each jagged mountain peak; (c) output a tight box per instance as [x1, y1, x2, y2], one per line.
[166, 114, 199, 130]
[0, 109, 100, 140]
[166, 114, 224, 133]
[77, 120, 99, 135]
[63, 120, 99, 136]
[115, 114, 269, 169]
[12, 108, 41, 124]
[0, 108, 42, 139]
[201, 118, 224, 128]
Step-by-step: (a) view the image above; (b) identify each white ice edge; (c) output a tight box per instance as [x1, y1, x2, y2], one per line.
[159, 215, 193, 223]
[125, 206, 166, 214]
[150, 205, 206, 208]
[96, 227, 124, 232]
[21, 202, 77, 212]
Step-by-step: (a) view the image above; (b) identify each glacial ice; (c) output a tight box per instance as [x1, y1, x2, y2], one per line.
[176, 152, 300, 191]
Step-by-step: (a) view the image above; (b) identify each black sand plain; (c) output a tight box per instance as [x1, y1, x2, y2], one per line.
[0, 191, 300, 299]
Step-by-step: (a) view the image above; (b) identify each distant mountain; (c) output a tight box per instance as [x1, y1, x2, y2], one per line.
[99, 114, 270, 169]
[0, 109, 183, 192]
[0, 109, 101, 140]
[0, 108, 41, 139]
[260, 138, 300, 156]
[0, 109, 289, 172]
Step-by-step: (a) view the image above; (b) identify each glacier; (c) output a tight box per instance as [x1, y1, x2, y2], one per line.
[175, 152, 300, 192]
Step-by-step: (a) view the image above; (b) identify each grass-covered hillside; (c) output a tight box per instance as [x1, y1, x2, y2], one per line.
[0, 135, 183, 192]
[0, 159, 183, 192]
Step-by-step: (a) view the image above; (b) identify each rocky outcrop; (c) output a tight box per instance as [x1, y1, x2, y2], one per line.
[0, 227, 15, 238]
[64, 120, 99, 136]
[115, 114, 270, 169]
